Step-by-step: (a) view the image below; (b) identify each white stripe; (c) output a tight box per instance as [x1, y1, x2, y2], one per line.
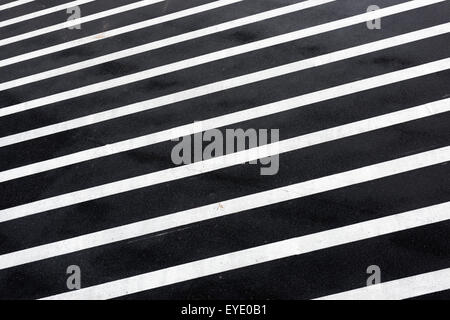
[0, 0, 95, 28]
[1, 100, 449, 224]
[0, 0, 244, 66]
[316, 268, 450, 300]
[41, 200, 450, 300]
[1, 0, 444, 114]
[0, 0, 34, 11]
[0, 48, 448, 183]
[1, 48, 449, 153]
[1, 57, 449, 183]
[0, 0, 335, 90]
[0, 104, 449, 270]
[0, 0, 165, 47]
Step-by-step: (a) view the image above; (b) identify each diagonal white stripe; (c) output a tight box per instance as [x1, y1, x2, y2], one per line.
[0, 0, 335, 90]
[0, 101, 449, 270]
[0, 0, 165, 47]
[316, 268, 450, 300]
[0, 45, 449, 153]
[0, 0, 95, 28]
[0, 0, 244, 66]
[1, 0, 445, 115]
[0, 0, 34, 12]
[0, 97, 449, 224]
[41, 200, 450, 300]
[0, 55, 449, 184]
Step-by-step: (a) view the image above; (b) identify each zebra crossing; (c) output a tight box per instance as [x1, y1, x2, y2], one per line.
[0, 0, 449, 300]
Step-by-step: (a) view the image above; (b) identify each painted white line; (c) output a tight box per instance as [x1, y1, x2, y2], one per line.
[317, 268, 450, 300]
[0, 0, 165, 47]
[41, 200, 450, 300]
[0, 0, 244, 67]
[0, 104, 449, 270]
[0, 0, 335, 90]
[0, 52, 448, 184]
[1, 56, 449, 183]
[0, 48, 449, 153]
[1, 0, 444, 114]
[0, 0, 34, 12]
[0, 0, 95, 28]
[1, 96, 449, 224]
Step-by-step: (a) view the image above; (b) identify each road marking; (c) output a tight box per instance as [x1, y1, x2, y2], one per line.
[0, 0, 334, 89]
[42, 200, 450, 300]
[317, 268, 450, 300]
[0, 0, 165, 47]
[0, 122, 449, 269]
[0, 0, 245, 67]
[0, 0, 34, 12]
[0, 0, 95, 28]
[1, 0, 444, 115]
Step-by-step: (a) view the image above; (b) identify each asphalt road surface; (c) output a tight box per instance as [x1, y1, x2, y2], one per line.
[0, 0, 449, 300]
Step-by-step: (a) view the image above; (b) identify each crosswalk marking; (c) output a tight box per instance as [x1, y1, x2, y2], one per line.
[0, 130, 448, 270]
[0, 0, 95, 28]
[317, 268, 450, 300]
[0, 0, 165, 47]
[0, 0, 245, 67]
[0, 0, 34, 12]
[1, 0, 449, 300]
[0, 70, 448, 183]
[0, 0, 335, 90]
[42, 200, 450, 300]
[1, 0, 444, 116]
